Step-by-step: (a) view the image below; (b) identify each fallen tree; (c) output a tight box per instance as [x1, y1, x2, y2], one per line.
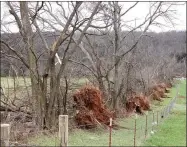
[73, 85, 114, 129]
[126, 81, 173, 115]
[126, 92, 151, 115]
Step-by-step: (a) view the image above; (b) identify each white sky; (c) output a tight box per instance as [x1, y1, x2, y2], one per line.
[1, 1, 186, 33]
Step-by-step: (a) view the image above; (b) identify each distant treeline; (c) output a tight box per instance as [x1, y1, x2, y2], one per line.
[1, 30, 186, 76]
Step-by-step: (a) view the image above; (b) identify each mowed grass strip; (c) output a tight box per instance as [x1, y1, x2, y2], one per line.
[143, 109, 186, 146]
[142, 80, 186, 146]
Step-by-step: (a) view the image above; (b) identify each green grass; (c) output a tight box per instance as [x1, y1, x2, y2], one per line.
[178, 79, 186, 96]
[1, 77, 31, 89]
[1, 77, 32, 100]
[27, 80, 186, 146]
[143, 109, 186, 146]
[0, 77, 88, 100]
[2, 76, 185, 146]
[142, 79, 186, 146]
[0, 77, 89, 91]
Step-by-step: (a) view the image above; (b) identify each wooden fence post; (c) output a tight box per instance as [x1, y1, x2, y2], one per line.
[134, 114, 137, 147]
[152, 110, 155, 131]
[156, 111, 159, 126]
[0, 124, 10, 147]
[109, 118, 112, 147]
[59, 115, 68, 147]
[145, 111, 148, 139]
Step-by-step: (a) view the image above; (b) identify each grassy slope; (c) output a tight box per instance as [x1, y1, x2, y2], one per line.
[142, 80, 186, 146]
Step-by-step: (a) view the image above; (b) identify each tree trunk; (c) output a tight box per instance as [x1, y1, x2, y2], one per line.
[112, 2, 121, 110]
[20, 2, 44, 128]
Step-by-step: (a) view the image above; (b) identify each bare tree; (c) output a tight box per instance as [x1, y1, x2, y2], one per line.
[70, 2, 181, 110]
[0, 1, 184, 129]
[1, 1, 102, 129]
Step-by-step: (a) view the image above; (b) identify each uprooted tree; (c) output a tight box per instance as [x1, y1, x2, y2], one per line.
[73, 85, 114, 129]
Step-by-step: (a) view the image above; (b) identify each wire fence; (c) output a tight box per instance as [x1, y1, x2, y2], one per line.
[70, 83, 179, 147]
[1, 83, 180, 147]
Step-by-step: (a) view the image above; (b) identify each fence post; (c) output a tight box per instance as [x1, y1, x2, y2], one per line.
[156, 111, 159, 126]
[0, 124, 10, 147]
[168, 103, 171, 114]
[134, 114, 137, 147]
[163, 108, 165, 119]
[166, 105, 168, 118]
[152, 110, 155, 131]
[145, 111, 148, 139]
[109, 118, 112, 147]
[165, 107, 167, 117]
[59, 115, 68, 147]
[167, 106, 169, 117]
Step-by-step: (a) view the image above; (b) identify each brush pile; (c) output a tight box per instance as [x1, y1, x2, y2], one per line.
[126, 92, 151, 115]
[125, 82, 172, 115]
[73, 85, 114, 129]
[148, 82, 171, 101]
[73, 82, 172, 127]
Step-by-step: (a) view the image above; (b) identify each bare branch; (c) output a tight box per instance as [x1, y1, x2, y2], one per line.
[7, 2, 23, 35]
[31, 1, 44, 23]
[1, 40, 30, 69]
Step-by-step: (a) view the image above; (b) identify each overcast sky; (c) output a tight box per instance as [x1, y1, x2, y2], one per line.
[1, 2, 186, 33]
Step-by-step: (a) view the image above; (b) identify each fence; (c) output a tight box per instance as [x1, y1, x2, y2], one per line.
[132, 83, 179, 146]
[0, 83, 180, 146]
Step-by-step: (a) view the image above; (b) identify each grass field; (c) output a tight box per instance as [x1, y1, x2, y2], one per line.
[142, 79, 186, 146]
[0, 77, 88, 99]
[0, 77, 89, 90]
[27, 80, 186, 146]
[1, 77, 185, 146]
[0, 77, 89, 88]
[1, 77, 31, 89]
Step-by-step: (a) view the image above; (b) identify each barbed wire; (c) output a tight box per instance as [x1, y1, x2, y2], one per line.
[2, 82, 181, 147]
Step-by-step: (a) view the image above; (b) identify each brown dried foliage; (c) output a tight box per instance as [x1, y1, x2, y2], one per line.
[73, 81, 172, 129]
[126, 93, 151, 115]
[149, 90, 163, 101]
[148, 82, 172, 101]
[157, 83, 171, 93]
[73, 85, 114, 129]
[126, 81, 173, 115]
